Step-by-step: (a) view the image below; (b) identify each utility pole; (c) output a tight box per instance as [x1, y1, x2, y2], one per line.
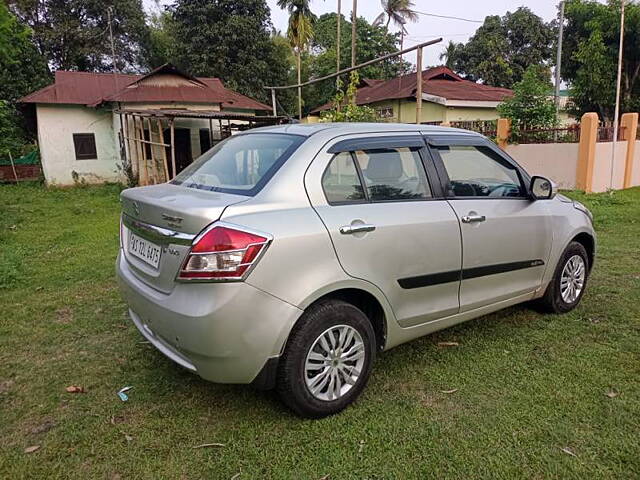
[611, 0, 625, 190]
[336, 0, 341, 75]
[351, 0, 357, 68]
[554, 1, 565, 119]
[107, 7, 119, 91]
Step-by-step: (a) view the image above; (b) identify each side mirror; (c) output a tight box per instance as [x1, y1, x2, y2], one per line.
[530, 176, 557, 200]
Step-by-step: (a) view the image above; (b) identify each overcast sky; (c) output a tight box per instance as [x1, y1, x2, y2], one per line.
[147, 1, 562, 67]
[267, 1, 560, 67]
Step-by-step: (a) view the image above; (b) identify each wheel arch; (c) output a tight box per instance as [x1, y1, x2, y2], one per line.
[294, 282, 394, 352]
[571, 231, 595, 272]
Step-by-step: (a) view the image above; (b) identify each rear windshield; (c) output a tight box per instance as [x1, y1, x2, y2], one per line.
[171, 133, 304, 196]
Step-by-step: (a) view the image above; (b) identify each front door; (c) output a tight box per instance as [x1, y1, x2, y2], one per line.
[428, 137, 553, 312]
[305, 134, 462, 328]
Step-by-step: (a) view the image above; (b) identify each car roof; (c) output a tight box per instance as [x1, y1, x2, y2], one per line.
[250, 122, 482, 138]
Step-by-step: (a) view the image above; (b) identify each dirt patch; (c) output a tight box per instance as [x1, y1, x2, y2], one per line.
[55, 307, 73, 324]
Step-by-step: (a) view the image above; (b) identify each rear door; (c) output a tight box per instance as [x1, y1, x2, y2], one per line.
[305, 134, 462, 328]
[427, 135, 553, 311]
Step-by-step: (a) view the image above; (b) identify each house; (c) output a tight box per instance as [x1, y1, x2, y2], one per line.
[20, 64, 280, 185]
[309, 66, 513, 124]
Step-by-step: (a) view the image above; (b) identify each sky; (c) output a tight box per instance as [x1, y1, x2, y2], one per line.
[266, 0, 559, 67]
[146, 1, 561, 67]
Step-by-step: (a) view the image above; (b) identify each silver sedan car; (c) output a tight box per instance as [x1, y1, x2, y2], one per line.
[116, 123, 595, 418]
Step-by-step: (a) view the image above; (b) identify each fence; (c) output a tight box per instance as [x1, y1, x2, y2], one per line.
[0, 150, 42, 182]
[449, 120, 497, 137]
[499, 112, 639, 193]
[510, 125, 581, 144]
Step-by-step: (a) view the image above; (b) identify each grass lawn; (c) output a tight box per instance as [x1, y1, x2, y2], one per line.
[0, 183, 639, 479]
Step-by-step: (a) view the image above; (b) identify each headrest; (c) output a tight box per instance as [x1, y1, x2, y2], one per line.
[364, 150, 403, 182]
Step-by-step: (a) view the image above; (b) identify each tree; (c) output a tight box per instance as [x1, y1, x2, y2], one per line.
[7, 0, 149, 72]
[373, 0, 418, 71]
[0, 2, 49, 152]
[143, 8, 176, 69]
[168, 0, 290, 105]
[306, 13, 411, 111]
[373, 0, 418, 31]
[439, 41, 462, 69]
[448, 7, 555, 88]
[497, 65, 557, 138]
[278, 0, 315, 119]
[562, 0, 640, 119]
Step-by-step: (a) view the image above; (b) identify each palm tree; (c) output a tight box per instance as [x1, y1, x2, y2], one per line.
[439, 41, 459, 69]
[373, 0, 419, 55]
[278, 0, 315, 120]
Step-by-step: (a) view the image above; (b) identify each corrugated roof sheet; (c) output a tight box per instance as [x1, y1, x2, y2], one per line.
[20, 64, 272, 112]
[312, 66, 513, 113]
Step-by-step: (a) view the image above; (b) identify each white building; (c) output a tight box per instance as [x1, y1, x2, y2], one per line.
[20, 64, 277, 185]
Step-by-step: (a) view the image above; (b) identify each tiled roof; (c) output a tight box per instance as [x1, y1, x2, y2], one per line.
[312, 66, 512, 113]
[20, 64, 272, 111]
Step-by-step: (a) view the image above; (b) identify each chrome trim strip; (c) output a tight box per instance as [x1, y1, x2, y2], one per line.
[122, 213, 195, 246]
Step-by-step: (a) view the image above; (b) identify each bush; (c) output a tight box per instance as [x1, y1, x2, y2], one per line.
[320, 71, 382, 123]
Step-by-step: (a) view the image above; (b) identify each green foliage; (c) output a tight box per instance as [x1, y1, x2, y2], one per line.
[168, 0, 290, 105]
[373, 0, 419, 30]
[305, 13, 412, 113]
[8, 0, 149, 72]
[447, 7, 555, 88]
[0, 2, 49, 153]
[144, 9, 176, 69]
[497, 65, 557, 134]
[320, 71, 381, 123]
[562, 0, 640, 119]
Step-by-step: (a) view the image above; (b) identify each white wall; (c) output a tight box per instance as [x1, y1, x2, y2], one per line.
[632, 140, 640, 187]
[504, 143, 580, 189]
[591, 142, 627, 193]
[37, 104, 123, 185]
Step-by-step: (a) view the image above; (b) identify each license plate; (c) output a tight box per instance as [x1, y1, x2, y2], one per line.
[128, 231, 162, 269]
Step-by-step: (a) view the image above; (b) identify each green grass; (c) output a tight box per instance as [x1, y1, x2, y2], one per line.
[0, 183, 639, 479]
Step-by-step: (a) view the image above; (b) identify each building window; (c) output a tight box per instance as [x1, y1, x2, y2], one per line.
[72, 133, 97, 160]
[376, 106, 394, 119]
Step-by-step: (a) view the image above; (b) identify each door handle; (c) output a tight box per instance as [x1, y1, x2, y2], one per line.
[339, 224, 376, 234]
[461, 214, 486, 224]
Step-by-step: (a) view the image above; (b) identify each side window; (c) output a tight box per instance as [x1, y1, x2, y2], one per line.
[434, 145, 524, 198]
[322, 152, 366, 204]
[354, 147, 431, 201]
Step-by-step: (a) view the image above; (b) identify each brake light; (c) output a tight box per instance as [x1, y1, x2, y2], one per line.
[178, 224, 271, 281]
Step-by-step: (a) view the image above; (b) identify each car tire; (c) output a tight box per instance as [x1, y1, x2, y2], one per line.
[538, 241, 590, 313]
[276, 299, 376, 419]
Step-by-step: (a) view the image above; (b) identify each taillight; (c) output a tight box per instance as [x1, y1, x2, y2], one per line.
[178, 223, 271, 281]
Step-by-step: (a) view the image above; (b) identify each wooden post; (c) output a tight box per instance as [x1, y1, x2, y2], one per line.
[496, 118, 511, 150]
[145, 116, 159, 184]
[170, 119, 176, 179]
[415, 46, 423, 125]
[621, 112, 638, 189]
[135, 116, 148, 186]
[576, 112, 599, 192]
[157, 118, 170, 182]
[7, 150, 18, 182]
[271, 88, 277, 117]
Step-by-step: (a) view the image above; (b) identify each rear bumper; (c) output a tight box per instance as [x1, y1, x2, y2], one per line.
[116, 251, 303, 384]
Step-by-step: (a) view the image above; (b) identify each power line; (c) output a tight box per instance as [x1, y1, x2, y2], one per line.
[414, 11, 482, 23]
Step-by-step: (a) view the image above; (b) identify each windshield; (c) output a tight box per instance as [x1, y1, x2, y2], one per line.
[171, 133, 304, 196]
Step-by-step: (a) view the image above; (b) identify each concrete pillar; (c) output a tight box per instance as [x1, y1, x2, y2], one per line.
[576, 112, 599, 192]
[621, 112, 638, 189]
[496, 118, 511, 149]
